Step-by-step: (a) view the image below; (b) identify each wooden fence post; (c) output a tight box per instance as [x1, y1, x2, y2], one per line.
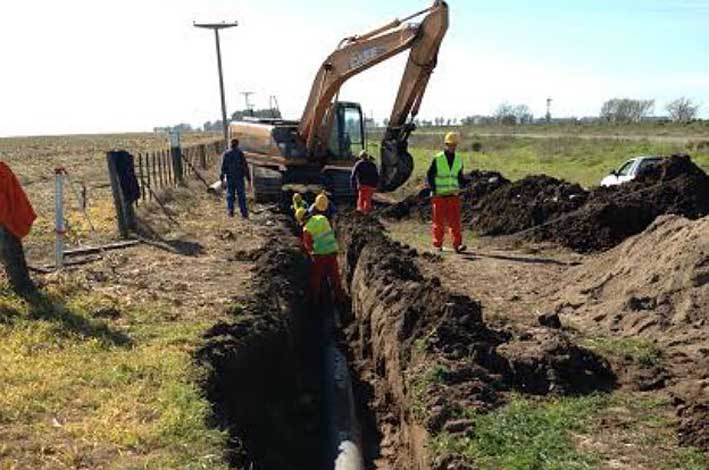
[106, 151, 135, 238]
[151, 152, 157, 192]
[157, 150, 164, 189]
[171, 145, 184, 185]
[146, 153, 152, 201]
[199, 144, 207, 169]
[0, 226, 34, 295]
[138, 153, 146, 201]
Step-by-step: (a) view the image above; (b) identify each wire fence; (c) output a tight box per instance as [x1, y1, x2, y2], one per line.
[135, 140, 224, 204]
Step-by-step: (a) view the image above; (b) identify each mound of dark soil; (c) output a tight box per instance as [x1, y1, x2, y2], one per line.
[387, 154, 708, 253]
[536, 154, 709, 252]
[473, 175, 587, 236]
[379, 170, 510, 222]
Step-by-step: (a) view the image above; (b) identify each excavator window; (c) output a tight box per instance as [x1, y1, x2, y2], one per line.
[343, 107, 364, 154]
[329, 103, 365, 159]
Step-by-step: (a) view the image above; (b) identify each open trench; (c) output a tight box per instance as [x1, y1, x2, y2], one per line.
[196, 214, 371, 470]
[197, 211, 617, 470]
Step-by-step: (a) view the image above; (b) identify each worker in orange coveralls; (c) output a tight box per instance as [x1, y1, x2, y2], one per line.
[426, 132, 467, 253]
[0, 162, 37, 239]
[299, 209, 344, 304]
[350, 150, 379, 214]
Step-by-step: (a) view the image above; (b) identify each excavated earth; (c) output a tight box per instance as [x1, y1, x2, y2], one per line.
[552, 214, 709, 451]
[382, 154, 709, 253]
[338, 213, 615, 469]
[197, 209, 617, 469]
[535, 154, 709, 252]
[379, 170, 510, 223]
[195, 168, 707, 467]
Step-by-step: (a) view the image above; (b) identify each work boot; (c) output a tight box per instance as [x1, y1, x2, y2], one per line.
[455, 245, 467, 254]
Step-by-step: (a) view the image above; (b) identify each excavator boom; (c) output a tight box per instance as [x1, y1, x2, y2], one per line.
[298, 1, 449, 191]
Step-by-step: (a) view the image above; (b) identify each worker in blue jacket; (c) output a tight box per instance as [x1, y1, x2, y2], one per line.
[220, 139, 251, 218]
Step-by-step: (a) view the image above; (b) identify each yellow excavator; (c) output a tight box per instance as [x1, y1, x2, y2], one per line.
[229, 1, 449, 201]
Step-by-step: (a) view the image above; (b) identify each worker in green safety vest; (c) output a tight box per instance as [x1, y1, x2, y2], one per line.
[301, 211, 344, 303]
[426, 132, 467, 253]
[292, 192, 308, 216]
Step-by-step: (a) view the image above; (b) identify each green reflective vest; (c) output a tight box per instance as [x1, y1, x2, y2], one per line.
[305, 215, 339, 255]
[434, 152, 463, 196]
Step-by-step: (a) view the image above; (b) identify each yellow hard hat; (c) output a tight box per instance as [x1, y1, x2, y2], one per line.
[315, 194, 329, 212]
[295, 208, 307, 224]
[292, 193, 303, 203]
[444, 132, 460, 146]
[358, 150, 369, 159]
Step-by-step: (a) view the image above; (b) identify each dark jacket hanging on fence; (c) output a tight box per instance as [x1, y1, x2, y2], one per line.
[220, 149, 251, 183]
[114, 151, 141, 204]
[0, 162, 37, 239]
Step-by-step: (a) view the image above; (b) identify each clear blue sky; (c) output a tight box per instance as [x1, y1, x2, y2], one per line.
[1, 0, 707, 136]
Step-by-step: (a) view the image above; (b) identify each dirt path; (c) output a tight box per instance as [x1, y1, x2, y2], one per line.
[385, 221, 580, 329]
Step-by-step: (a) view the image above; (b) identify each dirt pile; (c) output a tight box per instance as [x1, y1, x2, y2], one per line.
[379, 170, 510, 222]
[553, 214, 709, 450]
[536, 154, 709, 252]
[473, 175, 587, 235]
[338, 213, 615, 468]
[385, 154, 709, 253]
[556, 214, 709, 335]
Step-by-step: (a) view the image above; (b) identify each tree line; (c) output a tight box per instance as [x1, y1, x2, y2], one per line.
[156, 98, 702, 132]
[453, 97, 702, 126]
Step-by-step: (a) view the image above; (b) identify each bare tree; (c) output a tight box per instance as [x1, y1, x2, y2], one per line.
[600, 98, 655, 123]
[494, 102, 533, 124]
[666, 97, 700, 122]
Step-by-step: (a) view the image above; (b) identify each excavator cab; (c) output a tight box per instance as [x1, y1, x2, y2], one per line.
[327, 102, 365, 160]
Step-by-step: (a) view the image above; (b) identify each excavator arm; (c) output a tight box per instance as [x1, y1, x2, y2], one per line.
[297, 1, 449, 191]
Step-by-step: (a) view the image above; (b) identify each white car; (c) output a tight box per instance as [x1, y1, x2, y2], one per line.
[600, 156, 663, 187]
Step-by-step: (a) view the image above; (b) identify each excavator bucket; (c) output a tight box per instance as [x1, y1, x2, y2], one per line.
[380, 139, 414, 192]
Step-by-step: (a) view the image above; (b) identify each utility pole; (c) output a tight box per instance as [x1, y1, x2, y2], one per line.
[240, 91, 255, 116]
[194, 20, 239, 150]
[269, 95, 280, 118]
